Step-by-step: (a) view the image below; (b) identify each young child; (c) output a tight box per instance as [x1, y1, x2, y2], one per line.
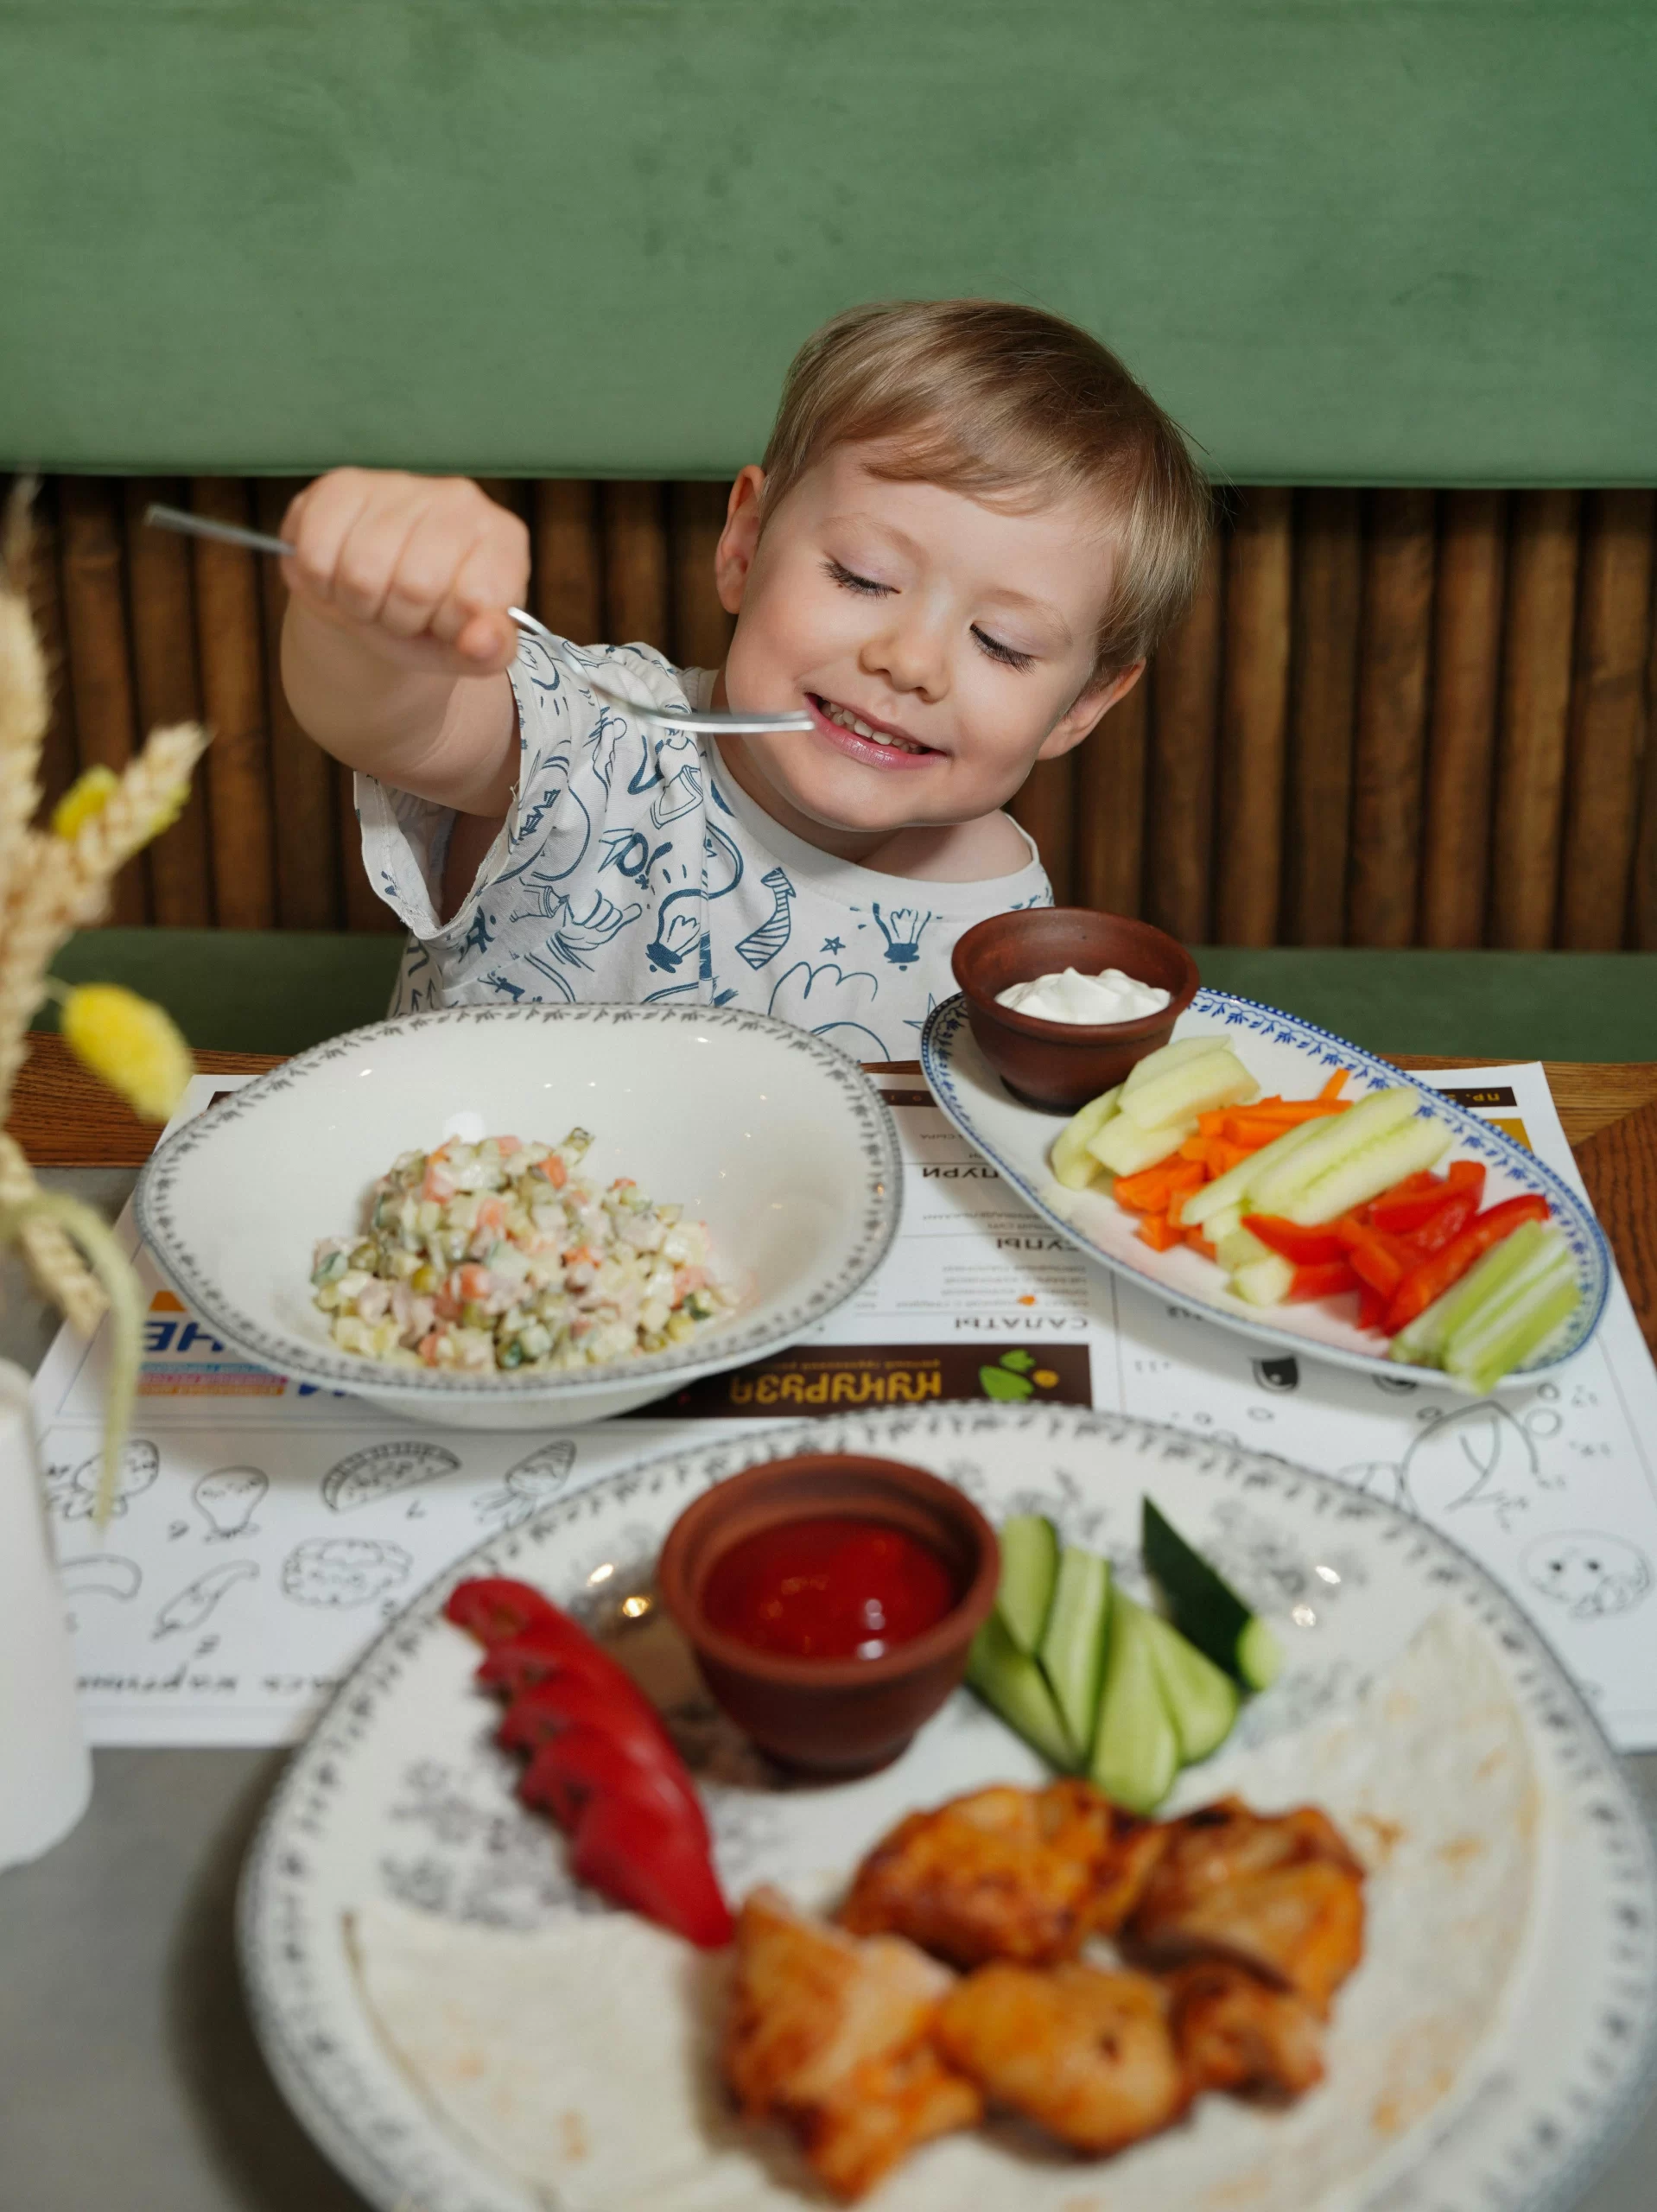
[280, 301, 1209, 1058]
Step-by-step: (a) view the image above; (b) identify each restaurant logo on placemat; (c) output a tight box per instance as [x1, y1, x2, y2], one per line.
[625, 1341, 1091, 1419]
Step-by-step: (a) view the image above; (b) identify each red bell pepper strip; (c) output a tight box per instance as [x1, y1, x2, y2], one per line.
[1406, 1185, 1482, 1255]
[1382, 1195, 1551, 1333]
[443, 1576, 564, 1648]
[1242, 1215, 1346, 1265]
[1372, 1159, 1487, 1234]
[517, 1723, 702, 1832]
[476, 1620, 643, 1699]
[1335, 1218, 1419, 1296]
[1357, 1282, 1388, 1332]
[1287, 1259, 1362, 1302]
[498, 1674, 676, 1768]
[568, 1789, 734, 1949]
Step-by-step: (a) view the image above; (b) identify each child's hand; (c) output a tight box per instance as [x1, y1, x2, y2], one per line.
[280, 470, 530, 676]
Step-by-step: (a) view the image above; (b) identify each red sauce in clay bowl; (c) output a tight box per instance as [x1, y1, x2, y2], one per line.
[657, 1454, 1000, 1777]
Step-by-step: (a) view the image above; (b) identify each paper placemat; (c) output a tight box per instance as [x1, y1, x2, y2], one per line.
[33, 1064, 1657, 1749]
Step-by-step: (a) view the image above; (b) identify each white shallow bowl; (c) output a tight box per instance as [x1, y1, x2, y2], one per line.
[135, 1004, 900, 1428]
[921, 988, 1609, 1392]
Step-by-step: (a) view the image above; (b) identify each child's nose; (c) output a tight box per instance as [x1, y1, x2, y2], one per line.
[860, 609, 948, 701]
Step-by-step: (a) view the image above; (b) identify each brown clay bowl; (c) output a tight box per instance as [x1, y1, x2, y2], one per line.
[656, 1452, 1000, 1777]
[951, 906, 1201, 1112]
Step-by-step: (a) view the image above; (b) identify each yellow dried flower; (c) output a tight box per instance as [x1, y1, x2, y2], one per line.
[51, 765, 121, 840]
[59, 984, 194, 1122]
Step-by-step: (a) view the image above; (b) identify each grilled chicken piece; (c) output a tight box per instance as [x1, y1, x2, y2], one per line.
[936, 1961, 1190, 2155]
[839, 1781, 1168, 1969]
[725, 1886, 982, 2200]
[1125, 1797, 1366, 2015]
[1168, 1960, 1326, 2099]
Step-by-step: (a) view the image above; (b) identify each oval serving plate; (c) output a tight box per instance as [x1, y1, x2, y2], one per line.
[240, 1404, 1657, 2212]
[921, 988, 1609, 1391]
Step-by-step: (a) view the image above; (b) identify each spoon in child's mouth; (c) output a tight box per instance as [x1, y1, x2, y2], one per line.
[142, 505, 815, 735]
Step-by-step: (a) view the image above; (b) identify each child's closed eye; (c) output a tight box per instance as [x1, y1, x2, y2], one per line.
[971, 626, 1035, 671]
[824, 557, 891, 597]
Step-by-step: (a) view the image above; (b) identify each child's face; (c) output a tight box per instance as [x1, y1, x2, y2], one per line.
[714, 443, 1140, 856]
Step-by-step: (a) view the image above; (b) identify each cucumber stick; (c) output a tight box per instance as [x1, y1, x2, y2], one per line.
[1232, 1253, 1296, 1306]
[1244, 1088, 1419, 1215]
[1121, 1035, 1226, 1097]
[1282, 1112, 1452, 1227]
[1089, 1591, 1180, 1814]
[1089, 1111, 1196, 1179]
[1119, 1049, 1256, 1133]
[1181, 1115, 1330, 1229]
[1038, 1547, 1112, 1753]
[1143, 1497, 1284, 1689]
[1143, 1606, 1241, 1763]
[966, 1611, 1076, 1770]
[1050, 1088, 1122, 1191]
[994, 1513, 1061, 1653]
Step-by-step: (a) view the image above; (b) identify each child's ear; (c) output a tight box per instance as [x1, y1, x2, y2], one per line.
[714, 466, 768, 615]
[1034, 661, 1146, 762]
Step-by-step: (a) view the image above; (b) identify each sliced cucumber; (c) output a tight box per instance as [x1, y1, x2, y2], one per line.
[995, 1513, 1060, 1654]
[1244, 1089, 1420, 1216]
[1283, 1112, 1452, 1227]
[1038, 1546, 1112, 1753]
[1089, 1591, 1180, 1814]
[1216, 1223, 1274, 1272]
[1180, 1116, 1330, 1230]
[1050, 1087, 1122, 1191]
[1388, 1217, 1555, 1369]
[1089, 1111, 1196, 1179]
[1143, 1497, 1284, 1689]
[1231, 1253, 1296, 1306]
[1204, 1202, 1245, 1245]
[1119, 1049, 1258, 1133]
[1143, 1607, 1241, 1764]
[966, 1611, 1076, 1770]
[1122, 1035, 1227, 1097]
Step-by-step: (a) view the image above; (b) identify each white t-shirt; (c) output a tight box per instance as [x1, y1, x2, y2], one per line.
[359, 632, 1051, 1062]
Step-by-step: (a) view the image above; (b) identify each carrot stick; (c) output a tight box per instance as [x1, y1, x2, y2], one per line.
[1136, 1211, 1184, 1252]
[1318, 1068, 1350, 1100]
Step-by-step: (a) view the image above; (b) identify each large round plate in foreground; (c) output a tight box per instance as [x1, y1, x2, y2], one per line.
[921, 988, 1609, 1390]
[239, 1404, 1657, 2212]
[135, 1003, 900, 1428]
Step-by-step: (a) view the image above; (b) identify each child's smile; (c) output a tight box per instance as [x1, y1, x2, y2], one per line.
[807, 691, 941, 766]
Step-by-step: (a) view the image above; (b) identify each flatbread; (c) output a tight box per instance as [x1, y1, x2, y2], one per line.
[350, 1607, 1535, 2212]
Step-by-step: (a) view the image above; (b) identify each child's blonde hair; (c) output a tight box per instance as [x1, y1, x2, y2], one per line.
[761, 300, 1210, 677]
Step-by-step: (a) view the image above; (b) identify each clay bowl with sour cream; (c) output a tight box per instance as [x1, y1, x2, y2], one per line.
[657, 1452, 1000, 1777]
[951, 907, 1200, 1111]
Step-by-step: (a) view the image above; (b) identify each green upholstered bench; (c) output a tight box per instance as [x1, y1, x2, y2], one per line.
[35, 930, 1657, 1063]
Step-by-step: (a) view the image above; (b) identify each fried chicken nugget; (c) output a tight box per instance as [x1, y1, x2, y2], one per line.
[936, 1961, 1191, 2155]
[1126, 1797, 1366, 2016]
[839, 1781, 1168, 1969]
[1168, 1960, 1326, 2099]
[725, 1886, 982, 2200]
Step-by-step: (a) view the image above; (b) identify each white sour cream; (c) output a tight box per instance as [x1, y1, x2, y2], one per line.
[995, 965, 1171, 1025]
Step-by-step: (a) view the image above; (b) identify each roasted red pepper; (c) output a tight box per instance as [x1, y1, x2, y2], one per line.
[569, 1789, 734, 1950]
[1242, 1216, 1345, 1265]
[446, 1575, 733, 1950]
[1382, 1194, 1551, 1333]
[443, 1576, 564, 1648]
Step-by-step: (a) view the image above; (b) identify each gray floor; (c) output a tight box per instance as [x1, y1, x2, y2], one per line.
[3, 1171, 1654, 2210]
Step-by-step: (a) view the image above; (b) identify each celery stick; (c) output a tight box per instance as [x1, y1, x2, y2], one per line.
[1182, 1117, 1329, 1230]
[1388, 1219, 1555, 1368]
[1283, 1113, 1453, 1227]
[1245, 1089, 1419, 1216]
[1051, 1087, 1122, 1191]
[1446, 1266, 1579, 1394]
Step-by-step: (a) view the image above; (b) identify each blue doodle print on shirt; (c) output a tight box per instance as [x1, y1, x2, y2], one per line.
[768, 959, 888, 1062]
[735, 868, 796, 969]
[599, 828, 673, 885]
[644, 815, 744, 973]
[462, 906, 494, 956]
[822, 935, 845, 954]
[483, 970, 525, 1001]
[871, 902, 934, 966]
[540, 887, 644, 972]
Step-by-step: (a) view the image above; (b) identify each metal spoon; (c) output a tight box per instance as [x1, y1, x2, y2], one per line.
[143, 503, 814, 734]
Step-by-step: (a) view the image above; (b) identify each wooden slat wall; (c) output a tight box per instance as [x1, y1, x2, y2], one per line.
[10, 474, 1657, 950]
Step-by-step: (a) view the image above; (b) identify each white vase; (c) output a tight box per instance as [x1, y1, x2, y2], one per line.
[0, 1357, 92, 1869]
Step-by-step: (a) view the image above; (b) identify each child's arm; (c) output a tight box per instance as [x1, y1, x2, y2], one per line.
[279, 469, 530, 821]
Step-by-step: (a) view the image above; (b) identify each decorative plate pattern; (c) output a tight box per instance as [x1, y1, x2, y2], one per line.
[239, 1402, 1657, 2212]
[134, 1002, 902, 1407]
[920, 988, 1609, 1389]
